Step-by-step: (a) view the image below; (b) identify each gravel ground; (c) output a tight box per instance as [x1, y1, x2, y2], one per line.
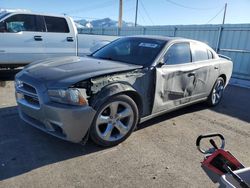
[0, 81, 249, 188]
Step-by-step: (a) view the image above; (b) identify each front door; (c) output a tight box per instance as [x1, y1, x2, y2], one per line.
[0, 14, 46, 66]
[152, 42, 198, 113]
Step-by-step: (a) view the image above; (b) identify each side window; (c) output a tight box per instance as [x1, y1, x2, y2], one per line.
[4, 14, 38, 32]
[44, 16, 69, 33]
[164, 43, 191, 65]
[192, 43, 209, 62]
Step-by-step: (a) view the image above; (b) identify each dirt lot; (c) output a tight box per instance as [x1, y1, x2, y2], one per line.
[0, 81, 250, 188]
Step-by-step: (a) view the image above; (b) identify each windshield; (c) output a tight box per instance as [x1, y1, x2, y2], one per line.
[92, 37, 166, 67]
[0, 12, 10, 21]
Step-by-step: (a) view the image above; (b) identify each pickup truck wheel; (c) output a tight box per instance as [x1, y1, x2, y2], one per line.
[90, 95, 139, 147]
[207, 77, 225, 106]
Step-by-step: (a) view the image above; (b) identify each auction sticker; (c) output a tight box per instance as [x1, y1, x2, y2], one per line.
[139, 43, 158, 48]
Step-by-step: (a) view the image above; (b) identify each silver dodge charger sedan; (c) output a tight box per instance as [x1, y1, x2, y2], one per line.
[15, 36, 233, 147]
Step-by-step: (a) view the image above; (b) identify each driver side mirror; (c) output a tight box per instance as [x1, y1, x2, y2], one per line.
[156, 58, 165, 67]
[0, 21, 6, 32]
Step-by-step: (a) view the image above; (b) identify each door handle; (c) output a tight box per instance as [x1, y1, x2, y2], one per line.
[67, 37, 74, 42]
[188, 72, 196, 77]
[34, 36, 43, 41]
[214, 66, 219, 70]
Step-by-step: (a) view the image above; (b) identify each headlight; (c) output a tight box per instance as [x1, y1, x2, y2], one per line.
[48, 88, 88, 106]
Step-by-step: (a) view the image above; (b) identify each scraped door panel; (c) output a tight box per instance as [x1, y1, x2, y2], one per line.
[190, 61, 217, 101]
[152, 64, 199, 113]
[189, 42, 219, 99]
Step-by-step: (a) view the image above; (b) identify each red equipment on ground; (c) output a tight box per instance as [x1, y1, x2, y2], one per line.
[196, 134, 250, 188]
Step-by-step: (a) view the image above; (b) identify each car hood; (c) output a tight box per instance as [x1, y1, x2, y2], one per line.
[18, 56, 142, 88]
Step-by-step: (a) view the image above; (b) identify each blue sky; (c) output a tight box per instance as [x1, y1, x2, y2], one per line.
[1, 0, 250, 25]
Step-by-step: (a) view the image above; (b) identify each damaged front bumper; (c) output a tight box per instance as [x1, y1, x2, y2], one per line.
[15, 75, 96, 143]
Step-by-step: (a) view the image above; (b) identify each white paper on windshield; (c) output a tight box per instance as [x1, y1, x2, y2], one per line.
[139, 43, 159, 48]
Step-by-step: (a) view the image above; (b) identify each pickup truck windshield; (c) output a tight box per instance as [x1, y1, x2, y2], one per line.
[0, 12, 10, 20]
[92, 37, 166, 67]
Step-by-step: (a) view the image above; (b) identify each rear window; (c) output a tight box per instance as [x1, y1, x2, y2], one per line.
[44, 16, 69, 33]
[192, 43, 209, 62]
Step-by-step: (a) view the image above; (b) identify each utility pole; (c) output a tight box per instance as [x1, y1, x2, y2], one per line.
[222, 3, 227, 25]
[134, 0, 139, 27]
[118, 0, 123, 28]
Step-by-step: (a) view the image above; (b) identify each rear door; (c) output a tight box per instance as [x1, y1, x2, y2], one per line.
[0, 14, 46, 66]
[189, 42, 219, 100]
[152, 42, 199, 113]
[42, 16, 76, 58]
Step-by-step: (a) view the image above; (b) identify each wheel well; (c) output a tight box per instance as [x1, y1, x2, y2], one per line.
[122, 91, 143, 117]
[219, 74, 227, 83]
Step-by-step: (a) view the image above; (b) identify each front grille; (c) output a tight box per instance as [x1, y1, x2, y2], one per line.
[24, 95, 40, 106]
[23, 83, 37, 95]
[17, 81, 40, 108]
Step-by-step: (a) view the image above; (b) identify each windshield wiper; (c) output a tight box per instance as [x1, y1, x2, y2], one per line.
[99, 57, 115, 61]
[94, 56, 131, 65]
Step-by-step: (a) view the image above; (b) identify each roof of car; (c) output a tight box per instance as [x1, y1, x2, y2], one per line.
[127, 35, 181, 41]
[126, 35, 200, 43]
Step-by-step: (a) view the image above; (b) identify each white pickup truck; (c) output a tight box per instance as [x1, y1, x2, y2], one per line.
[0, 11, 117, 68]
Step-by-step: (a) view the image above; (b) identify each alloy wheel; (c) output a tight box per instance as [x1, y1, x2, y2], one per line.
[95, 101, 134, 142]
[211, 79, 224, 105]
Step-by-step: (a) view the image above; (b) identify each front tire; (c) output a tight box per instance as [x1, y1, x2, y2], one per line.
[207, 77, 225, 106]
[90, 94, 139, 147]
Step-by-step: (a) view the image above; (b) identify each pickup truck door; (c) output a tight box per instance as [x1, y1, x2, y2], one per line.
[152, 42, 198, 113]
[41, 16, 77, 58]
[0, 14, 46, 66]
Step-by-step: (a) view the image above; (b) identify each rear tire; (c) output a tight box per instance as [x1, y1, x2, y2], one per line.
[207, 77, 225, 106]
[90, 94, 139, 147]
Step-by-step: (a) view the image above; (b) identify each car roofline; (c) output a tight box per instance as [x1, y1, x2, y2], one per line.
[119, 35, 203, 44]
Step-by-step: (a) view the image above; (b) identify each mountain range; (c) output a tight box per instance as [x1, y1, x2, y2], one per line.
[75, 17, 135, 28]
[0, 9, 134, 28]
